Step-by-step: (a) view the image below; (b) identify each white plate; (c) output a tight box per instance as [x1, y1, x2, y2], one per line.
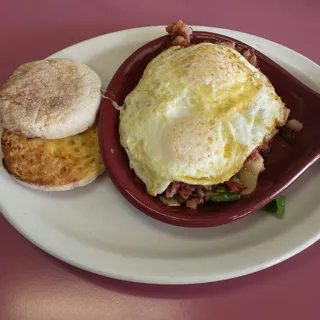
[0, 26, 319, 284]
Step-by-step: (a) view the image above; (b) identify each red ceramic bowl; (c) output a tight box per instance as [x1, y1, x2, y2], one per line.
[99, 31, 320, 228]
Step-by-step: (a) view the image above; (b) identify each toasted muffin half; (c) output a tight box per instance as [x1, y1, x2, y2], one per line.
[1, 126, 105, 191]
[0, 58, 102, 139]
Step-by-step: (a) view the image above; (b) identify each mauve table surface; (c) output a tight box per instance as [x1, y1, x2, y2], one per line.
[0, 1, 319, 319]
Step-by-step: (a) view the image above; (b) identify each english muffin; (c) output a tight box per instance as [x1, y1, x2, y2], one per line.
[1, 126, 104, 191]
[0, 58, 102, 139]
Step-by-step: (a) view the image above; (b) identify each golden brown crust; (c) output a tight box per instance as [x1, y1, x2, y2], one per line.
[1, 126, 105, 191]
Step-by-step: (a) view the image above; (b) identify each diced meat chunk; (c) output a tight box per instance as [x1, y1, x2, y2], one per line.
[178, 182, 196, 199]
[242, 48, 258, 67]
[166, 20, 193, 47]
[225, 178, 245, 194]
[165, 181, 180, 198]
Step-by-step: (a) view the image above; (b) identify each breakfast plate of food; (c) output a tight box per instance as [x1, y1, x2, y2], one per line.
[0, 21, 319, 284]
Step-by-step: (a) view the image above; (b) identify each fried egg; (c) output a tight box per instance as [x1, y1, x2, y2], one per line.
[119, 43, 288, 196]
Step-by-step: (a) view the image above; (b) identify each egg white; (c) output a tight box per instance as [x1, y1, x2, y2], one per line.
[119, 43, 287, 196]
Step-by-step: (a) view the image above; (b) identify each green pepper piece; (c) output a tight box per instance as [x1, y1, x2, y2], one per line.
[208, 192, 241, 203]
[279, 127, 295, 144]
[262, 196, 286, 217]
